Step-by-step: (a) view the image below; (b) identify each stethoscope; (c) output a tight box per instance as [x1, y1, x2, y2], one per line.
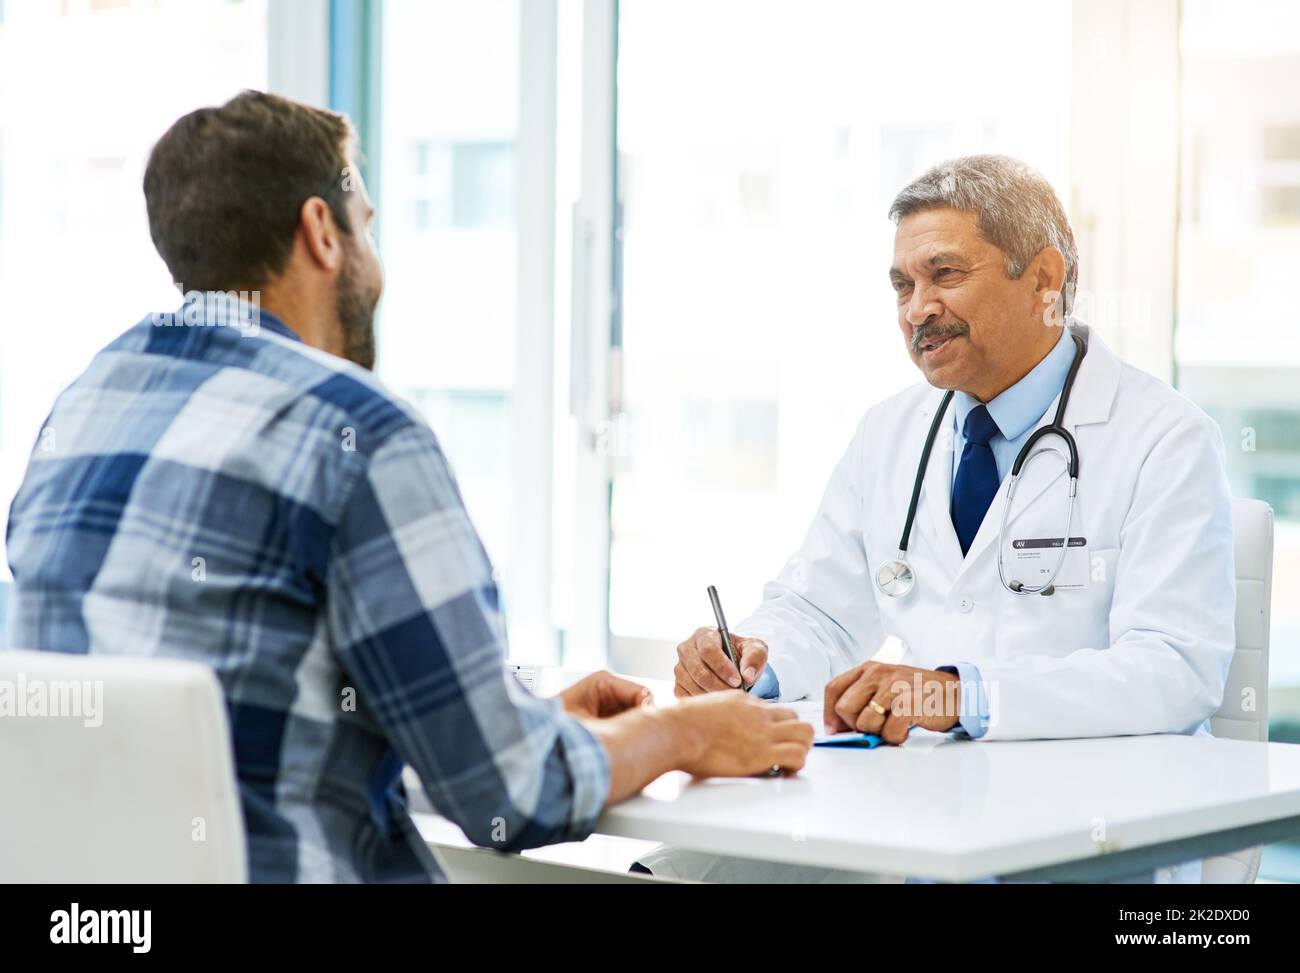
[874, 330, 1087, 599]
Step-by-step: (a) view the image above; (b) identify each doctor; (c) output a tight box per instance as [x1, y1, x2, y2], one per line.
[649, 154, 1235, 883]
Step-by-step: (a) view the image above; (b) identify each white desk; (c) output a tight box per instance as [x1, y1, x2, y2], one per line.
[594, 731, 1300, 882]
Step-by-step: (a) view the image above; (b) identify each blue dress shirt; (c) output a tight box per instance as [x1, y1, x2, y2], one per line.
[750, 664, 780, 698]
[948, 324, 1078, 487]
[753, 326, 1079, 742]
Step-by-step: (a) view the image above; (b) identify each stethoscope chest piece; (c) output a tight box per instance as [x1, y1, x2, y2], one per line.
[875, 556, 915, 598]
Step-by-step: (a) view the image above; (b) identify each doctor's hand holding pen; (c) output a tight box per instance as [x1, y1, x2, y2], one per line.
[673, 626, 770, 697]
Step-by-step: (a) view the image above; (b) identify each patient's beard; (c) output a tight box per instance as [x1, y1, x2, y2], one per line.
[336, 256, 379, 371]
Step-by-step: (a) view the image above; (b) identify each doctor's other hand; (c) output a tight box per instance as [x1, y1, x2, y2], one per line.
[557, 670, 653, 720]
[824, 662, 961, 744]
[672, 693, 813, 776]
[673, 627, 768, 696]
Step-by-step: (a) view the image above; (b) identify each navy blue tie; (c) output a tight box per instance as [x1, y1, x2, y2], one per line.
[951, 405, 1001, 556]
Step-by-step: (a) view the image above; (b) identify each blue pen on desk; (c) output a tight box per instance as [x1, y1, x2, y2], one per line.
[706, 585, 748, 693]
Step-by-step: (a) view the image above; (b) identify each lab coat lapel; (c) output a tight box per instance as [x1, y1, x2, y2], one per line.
[955, 322, 1121, 577]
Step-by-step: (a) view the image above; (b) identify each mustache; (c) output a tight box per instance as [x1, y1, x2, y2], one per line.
[910, 322, 969, 354]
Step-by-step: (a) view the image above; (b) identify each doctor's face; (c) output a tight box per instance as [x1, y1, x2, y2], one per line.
[890, 207, 1047, 402]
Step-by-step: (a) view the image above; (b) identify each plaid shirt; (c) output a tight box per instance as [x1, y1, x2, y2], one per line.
[4, 300, 609, 882]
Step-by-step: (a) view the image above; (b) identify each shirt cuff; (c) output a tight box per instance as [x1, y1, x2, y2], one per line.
[551, 704, 613, 840]
[937, 663, 989, 739]
[749, 664, 781, 699]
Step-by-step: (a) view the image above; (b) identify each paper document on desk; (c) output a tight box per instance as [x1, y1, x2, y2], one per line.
[787, 699, 882, 748]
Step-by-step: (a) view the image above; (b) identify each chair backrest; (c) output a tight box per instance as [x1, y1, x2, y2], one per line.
[1203, 498, 1274, 884]
[1214, 499, 1273, 740]
[0, 648, 246, 882]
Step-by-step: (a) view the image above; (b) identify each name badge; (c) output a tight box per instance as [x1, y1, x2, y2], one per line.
[1005, 536, 1090, 591]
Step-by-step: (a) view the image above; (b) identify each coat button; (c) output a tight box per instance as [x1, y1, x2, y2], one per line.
[957, 595, 975, 613]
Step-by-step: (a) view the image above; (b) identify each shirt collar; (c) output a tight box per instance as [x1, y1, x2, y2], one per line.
[252, 309, 301, 343]
[953, 325, 1076, 441]
[165, 292, 303, 344]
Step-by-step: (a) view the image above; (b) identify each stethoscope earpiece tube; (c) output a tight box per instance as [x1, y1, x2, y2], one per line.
[896, 389, 955, 557]
[1012, 425, 1080, 479]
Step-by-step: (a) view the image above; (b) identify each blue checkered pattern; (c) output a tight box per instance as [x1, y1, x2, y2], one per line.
[4, 301, 609, 883]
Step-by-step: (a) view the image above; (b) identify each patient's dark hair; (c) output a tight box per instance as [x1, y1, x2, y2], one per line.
[144, 89, 356, 292]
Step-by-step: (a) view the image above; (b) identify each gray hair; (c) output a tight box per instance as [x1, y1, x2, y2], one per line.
[888, 154, 1078, 315]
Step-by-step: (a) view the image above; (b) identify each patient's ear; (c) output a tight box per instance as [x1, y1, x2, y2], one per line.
[298, 196, 345, 273]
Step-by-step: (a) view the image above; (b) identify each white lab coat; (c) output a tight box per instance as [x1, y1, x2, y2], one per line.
[742, 322, 1235, 740]
[641, 322, 1236, 883]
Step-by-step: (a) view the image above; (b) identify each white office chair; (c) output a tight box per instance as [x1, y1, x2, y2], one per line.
[1201, 498, 1274, 884]
[0, 648, 247, 882]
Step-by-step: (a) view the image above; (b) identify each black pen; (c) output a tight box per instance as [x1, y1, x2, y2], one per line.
[707, 584, 749, 693]
[709, 585, 781, 777]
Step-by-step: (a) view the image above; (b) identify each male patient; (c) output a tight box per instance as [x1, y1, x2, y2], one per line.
[3, 91, 812, 882]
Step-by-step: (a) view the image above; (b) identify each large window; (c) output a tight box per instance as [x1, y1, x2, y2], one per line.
[0, 0, 269, 581]
[377, 0, 519, 577]
[375, 0, 574, 663]
[1, 0, 1291, 705]
[1176, 0, 1300, 692]
[609, 0, 1073, 666]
